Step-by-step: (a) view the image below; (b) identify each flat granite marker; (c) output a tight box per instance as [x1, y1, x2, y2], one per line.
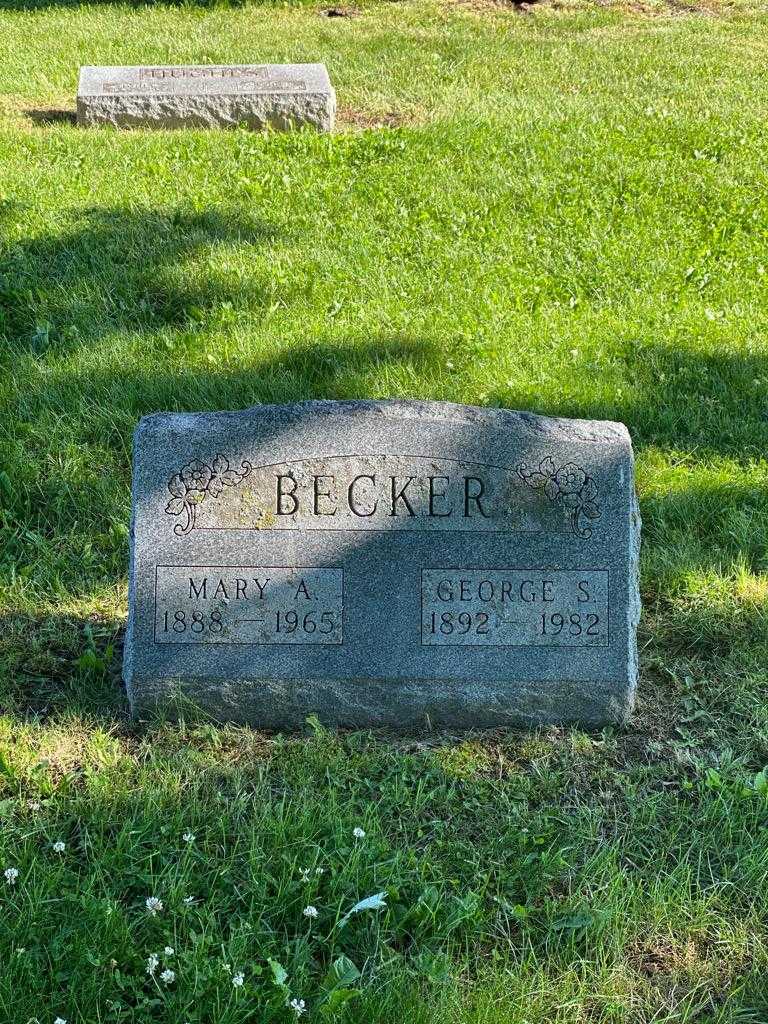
[124, 401, 641, 729]
[77, 64, 335, 131]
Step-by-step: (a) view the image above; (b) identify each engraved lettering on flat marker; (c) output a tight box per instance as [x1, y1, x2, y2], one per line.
[140, 66, 269, 81]
[104, 82, 151, 94]
[131, 67, 307, 92]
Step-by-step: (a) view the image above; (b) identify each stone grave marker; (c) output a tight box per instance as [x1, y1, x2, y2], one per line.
[77, 64, 335, 131]
[124, 401, 640, 728]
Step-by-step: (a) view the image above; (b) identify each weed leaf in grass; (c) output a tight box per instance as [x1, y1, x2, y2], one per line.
[550, 910, 596, 933]
[320, 955, 362, 1018]
[268, 957, 289, 993]
[323, 955, 361, 990]
[337, 891, 388, 929]
[321, 988, 361, 1018]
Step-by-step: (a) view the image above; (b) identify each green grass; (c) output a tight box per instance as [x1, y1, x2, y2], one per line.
[1, 0, 768, 1020]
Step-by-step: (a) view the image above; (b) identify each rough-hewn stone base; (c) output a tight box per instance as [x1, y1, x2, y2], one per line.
[128, 675, 636, 731]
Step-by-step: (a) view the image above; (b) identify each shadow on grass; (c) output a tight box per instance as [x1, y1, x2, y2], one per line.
[0, 610, 126, 721]
[4, 202, 768, 457]
[24, 108, 77, 126]
[486, 342, 768, 465]
[0, 203, 281, 361]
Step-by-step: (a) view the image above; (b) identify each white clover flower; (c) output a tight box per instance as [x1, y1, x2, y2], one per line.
[164, 946, 175, 956]
[182, 832, 195, 843]
[232, 971, 244, 988]
[160, 968, 175, 985]
[299, 867, 311, 882]
[146, 954, 159, 976]
[352, 827, 366, 839]
[289, 998, 307, 1017]
[145, 896, 163, 915]
[4, 867, 19, 885]
[303, 905, 319, 919]
[54, 1018, 68, 1024]
[52, 841, 66, 854]
[222, 962, 232, 974]
[183, 895, 195, 905]
[28, 801, 41, 812]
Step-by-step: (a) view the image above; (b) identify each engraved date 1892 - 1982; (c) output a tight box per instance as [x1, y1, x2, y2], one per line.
[421, 569, 609, 647]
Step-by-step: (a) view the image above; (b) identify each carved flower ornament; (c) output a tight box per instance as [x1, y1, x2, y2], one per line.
[516, 456, 601, 538]
[166, 455, 251, 536]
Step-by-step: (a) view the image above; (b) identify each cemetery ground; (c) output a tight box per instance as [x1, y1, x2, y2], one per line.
[1, 0, 768, 1020]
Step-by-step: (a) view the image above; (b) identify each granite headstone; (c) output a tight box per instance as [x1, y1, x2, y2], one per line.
[77, 64, 335, 131]
[124, 401, 640, 728]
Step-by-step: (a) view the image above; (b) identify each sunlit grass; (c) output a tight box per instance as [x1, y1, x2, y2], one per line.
[1, 0, 768, 1020]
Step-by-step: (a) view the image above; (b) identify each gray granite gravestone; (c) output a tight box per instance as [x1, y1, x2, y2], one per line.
[124, 401, 640, 729]
[77, 64, 335, 131]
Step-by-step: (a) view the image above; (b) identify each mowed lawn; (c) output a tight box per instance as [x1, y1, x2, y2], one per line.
[1, 0, 768, 1021]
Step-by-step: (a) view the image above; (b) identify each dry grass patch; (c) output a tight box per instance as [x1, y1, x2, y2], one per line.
[627, 929, 759, 1006]
[336, 106, 425, 131]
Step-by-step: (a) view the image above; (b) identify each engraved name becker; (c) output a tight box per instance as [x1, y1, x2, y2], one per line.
[164, 454, 602, 538]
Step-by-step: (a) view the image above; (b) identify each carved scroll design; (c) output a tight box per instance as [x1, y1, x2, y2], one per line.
[516, 457, 601, 539]
[165, 456, 252, 536]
